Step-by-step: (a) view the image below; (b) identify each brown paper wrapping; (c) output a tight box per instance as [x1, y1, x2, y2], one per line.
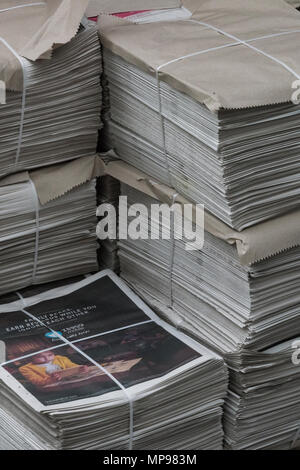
[86, 0, 181, 16]
[2, 155, 299, 267]
[0, 154, 104, 202]
[0, 0, 89, 90]
[99, 0, 300, 110]
[99, 157, 300, 266]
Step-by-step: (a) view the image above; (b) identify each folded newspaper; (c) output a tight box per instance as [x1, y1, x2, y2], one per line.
[0, 271, 227, 450]
[0, 156, 101, 296]
[0, 1, 101, 178]
[100, 0, 300, 229]
[97, 173, 300, 449]
[224, 341, 300, 449]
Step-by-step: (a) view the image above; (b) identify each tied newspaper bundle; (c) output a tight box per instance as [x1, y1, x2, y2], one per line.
[0, 156, 101, 296]
[99, 157, 300, 450]
[101, 0, 300, 230]
[224, 341, 300, 450]
[118, 182, 300, 353]
[0, 271, 227, 450]
[0, 1, 101, 177]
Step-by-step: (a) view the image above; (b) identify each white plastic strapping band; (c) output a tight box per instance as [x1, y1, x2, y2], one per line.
[0, 3, 46, 14]
[156, 26, 300, 84]
[188, 20, 300, 80]
[168, 192, 178, 308]
[136, 178, 178, 307]
[0, 4, 47, 165]
[155, 26, 300, 185]
[155, 68, 173, 188]
[0, 318, 154, 367]
[29, 178, 40, 284]
[1, 343, 67, 367]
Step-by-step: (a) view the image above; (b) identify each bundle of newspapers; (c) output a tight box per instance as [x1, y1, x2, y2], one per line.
[0, 156, 99, 297]
[0, 1, 101, 178]
[118, 183, 300, 353]
[0, 271, 227, 450]
[224, 340, 300, 450]
[101, 0, 300, 229]
[115, 179, 300, 449]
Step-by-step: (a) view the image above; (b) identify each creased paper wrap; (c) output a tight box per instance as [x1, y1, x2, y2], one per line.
[98, 156, 300, 267]
[0, 155, 102, 204]
[99, 0, 300, 110]
[2, 155, 299, 267]
[0, 0, 89, 90]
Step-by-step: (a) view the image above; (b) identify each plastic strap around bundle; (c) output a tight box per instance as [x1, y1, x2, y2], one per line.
[168, 192, 178, 308]
[29, 178, 40, 284]
[188, 20, 300, 80]
[136, 177, 178, 308]
[154, 27, 300, 187]
[0, 3, 46, 14]
[0, 4, 47, 166]
[155, 68, 173, 188]
[0, 5, 43, 165]
[156, 26, 300, 84]
[13, 292, 150, 451]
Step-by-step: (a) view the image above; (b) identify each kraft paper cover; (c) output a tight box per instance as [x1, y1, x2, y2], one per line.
[99, 0, 300, 110]
[0, 0, 89, 90]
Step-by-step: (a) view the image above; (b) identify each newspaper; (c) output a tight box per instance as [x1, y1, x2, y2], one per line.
[0, 271, 227, 450]
[0, 0, 89, 90]
[0, 271, 222, 412]
[99, 0, 300, 110]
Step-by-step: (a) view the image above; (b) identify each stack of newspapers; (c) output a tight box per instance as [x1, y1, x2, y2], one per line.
[0, 158, 98, 297]
[118, 184, 300, 353]
[224, 340, 300, 450]
[1, 26, 101, 177]
[102, 0, 300, 230]
[0, 272, 227, 450]
[116, 181, 300, 449]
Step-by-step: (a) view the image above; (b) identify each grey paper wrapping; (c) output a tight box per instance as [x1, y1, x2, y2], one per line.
[99, 0, 300, 110]
[98, 157, 300, 266]
[0, 0, 89, 90]
[27, 154, 300, 266]
[30, 155, 104, 205]
[86, 0, 181, 15]
[0, 155, 102, 202]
